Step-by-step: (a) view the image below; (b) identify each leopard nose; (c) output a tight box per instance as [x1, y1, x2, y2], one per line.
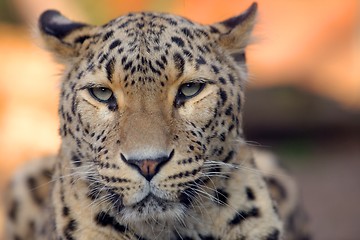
[121, 150, 174, 181]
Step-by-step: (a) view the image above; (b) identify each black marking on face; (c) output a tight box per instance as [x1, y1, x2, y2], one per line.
[95, 211, 127, 233]
[225, 105, 233, 116]
[211, 65, 219, 74]
[102, 30, 114, 41]
[196, 56, 206, 65]
[213, 188, 229, 205]
[245, 187, 256, 200]
[228, 74, 235, 85]
[229, 207, 260, 225]
[62, 206, 70, 216]
[219, 77, 226, 84]
[105, 58, 115, 82]
[64, 219, 77, 240]
[71, 153, 82, 167]
[179, 187, 196, 207]
[74, 35, 91, 44]
[219, 89, 227, 104]
[148, 61, 161, 76]
[181, 27, 194, 39]
[171, 36, 185, 47]
[173, 53, 185, 78]
[109, 39, 121, 50]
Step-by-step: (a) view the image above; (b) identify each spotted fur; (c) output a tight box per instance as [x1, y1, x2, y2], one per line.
[5, 3, 310, 240]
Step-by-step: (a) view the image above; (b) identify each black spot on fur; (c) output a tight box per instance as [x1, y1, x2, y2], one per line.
[211, 65, 219, 74]
[181, 27, 194, 39]
[214, 188, 229, 205]
[245, 187, 256, 200]
[219, 77, 226, 84]
[63, 206, 69, 216]
[219, 89, 227, 104]
[148, 61, 161, 75]
[74, 35, 91, 44]
[225, 105, 233, 116]
[155, 60, 165, 70]
[64, 219, 77, 240]
[196, 56, 206, 65]
[173, 53, 185, 78]
[223, 151, 234, 163]
[102, 30, 114, 41]
[229, 207, 260, 225]
[71, 153, 82, 167]
[228, 74, 236, 85]
[95, 211, 127, 233]
[179, 187, 196, 207]
[171, 36, 185, 47]
[109, 39, 121, 50]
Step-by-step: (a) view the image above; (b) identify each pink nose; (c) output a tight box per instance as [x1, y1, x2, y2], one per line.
[121, 150, 174, 181]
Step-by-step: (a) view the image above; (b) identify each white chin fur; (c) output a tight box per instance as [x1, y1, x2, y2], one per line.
[119, 198, 186, 224]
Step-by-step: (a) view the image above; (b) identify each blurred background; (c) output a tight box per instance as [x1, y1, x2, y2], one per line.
[0, 0, 359, 239]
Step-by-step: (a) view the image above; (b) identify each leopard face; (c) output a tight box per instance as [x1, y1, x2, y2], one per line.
[39, 6, 256, 224]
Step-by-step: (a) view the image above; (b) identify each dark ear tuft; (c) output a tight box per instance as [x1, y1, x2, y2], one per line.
[38, 10, 95, 63]
[39, 10, 87, 39]
[220, 2, 257, 30]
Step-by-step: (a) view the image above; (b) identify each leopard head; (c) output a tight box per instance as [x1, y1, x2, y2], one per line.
[39, 3, 257, 223]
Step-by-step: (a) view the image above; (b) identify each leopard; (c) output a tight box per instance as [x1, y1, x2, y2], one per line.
[4, 3, 311, 240]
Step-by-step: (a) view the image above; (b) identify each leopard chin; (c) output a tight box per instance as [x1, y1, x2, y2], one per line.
[119, 194, 187, 224]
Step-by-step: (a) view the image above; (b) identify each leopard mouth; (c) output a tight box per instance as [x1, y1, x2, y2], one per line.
[120, 193, 186, 223]
[133, 193, 170, 209]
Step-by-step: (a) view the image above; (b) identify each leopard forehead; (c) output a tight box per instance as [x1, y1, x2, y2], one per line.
[71, 12, 229, 92]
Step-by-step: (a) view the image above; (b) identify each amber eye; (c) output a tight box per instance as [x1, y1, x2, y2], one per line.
[89, 87, 113, 102]
[178, 82, 205, 98]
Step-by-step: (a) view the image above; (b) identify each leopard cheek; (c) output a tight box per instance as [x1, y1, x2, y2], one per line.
[178, 85, 218, 125]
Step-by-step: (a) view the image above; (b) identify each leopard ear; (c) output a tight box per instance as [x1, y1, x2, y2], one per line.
[38, 10, 95, 63]
[212, 2, 257, 62]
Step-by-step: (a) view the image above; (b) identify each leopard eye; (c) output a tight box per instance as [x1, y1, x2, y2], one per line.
[89, 87, 113, 102]
[178, 82, 205, 98]
[174, 82, 206, 108]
